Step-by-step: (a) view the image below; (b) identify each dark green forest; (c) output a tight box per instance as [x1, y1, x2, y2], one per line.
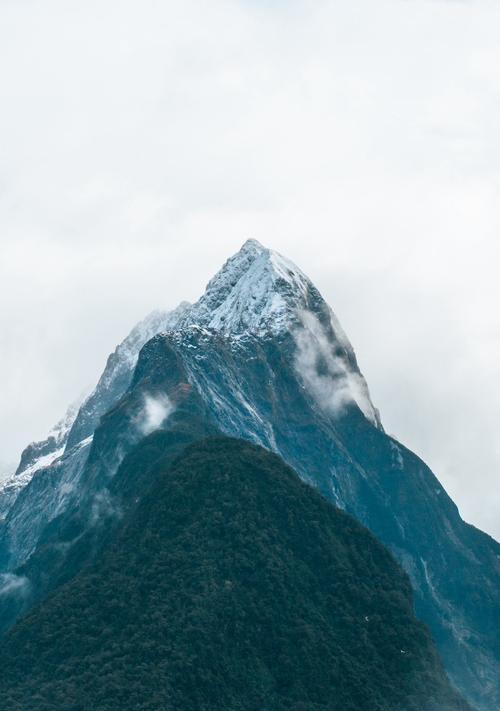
[0, 436, 469, 710]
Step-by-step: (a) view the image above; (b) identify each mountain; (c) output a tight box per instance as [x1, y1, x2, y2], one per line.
[0, 437, 470, 711]
[0, 240, 498, 709]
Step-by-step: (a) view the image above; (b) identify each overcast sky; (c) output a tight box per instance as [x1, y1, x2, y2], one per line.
[0, 0, 499, 539]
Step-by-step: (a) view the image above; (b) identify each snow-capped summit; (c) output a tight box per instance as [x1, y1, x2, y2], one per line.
[177, 239, 320, 336]
[3, 240, 376, 518]
[170, 240, 380, 428]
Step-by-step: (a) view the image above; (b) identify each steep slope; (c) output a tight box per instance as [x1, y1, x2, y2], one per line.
[0, 305, 189, 571]
[65, 304, 189, 449]
[0, 306, 189, 526]
[0, 240, 497, 709]
[0, 437, 470, 711]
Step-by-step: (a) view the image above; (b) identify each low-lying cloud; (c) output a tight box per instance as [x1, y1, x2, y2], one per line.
[0, 573, 29, 597]
[89, 488, 122, 527]
[137, 393, 174, 437]
[294, 310, 379, 426]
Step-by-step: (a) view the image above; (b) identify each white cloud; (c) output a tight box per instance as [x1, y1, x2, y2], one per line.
[0, 573, 29, 597]
[294, 310, 379, 426]
[89, 489, 122, 527]
[137, 394, 174, 437]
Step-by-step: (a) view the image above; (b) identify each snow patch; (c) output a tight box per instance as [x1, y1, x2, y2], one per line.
[0, 445, 67, 517]
[20, 446, 66, 479]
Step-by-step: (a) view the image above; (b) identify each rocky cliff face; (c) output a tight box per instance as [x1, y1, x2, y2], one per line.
[0, 240, 498, 709]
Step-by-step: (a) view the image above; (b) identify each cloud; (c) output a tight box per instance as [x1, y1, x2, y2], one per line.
[137, 394, 174, 437]
[88, 392, 174, 526]
[0, 573, 29, 597]
[293, 310, 379, 426]
[89, 489, 122, 527]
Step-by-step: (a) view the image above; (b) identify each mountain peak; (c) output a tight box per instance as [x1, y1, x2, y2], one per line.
[239, 237, 266, 254]
[178, 241, 314, 337]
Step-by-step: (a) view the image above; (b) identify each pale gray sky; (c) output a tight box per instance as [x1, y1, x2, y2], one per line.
[0, 0, 499, 539]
